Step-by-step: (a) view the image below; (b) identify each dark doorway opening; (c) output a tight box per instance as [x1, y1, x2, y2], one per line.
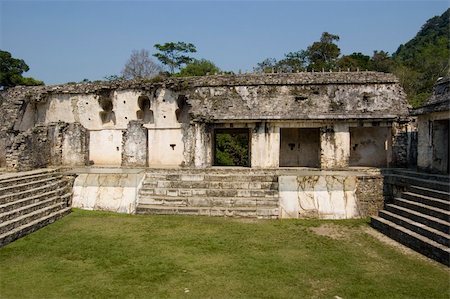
[432, 119, 449, 174]
[214, 128, 250, 167]
[349, 127, 390, 167]
[280, 128, 320, 167]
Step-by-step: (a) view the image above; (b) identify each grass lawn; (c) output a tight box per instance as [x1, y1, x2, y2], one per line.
[0, 209, 449, 299]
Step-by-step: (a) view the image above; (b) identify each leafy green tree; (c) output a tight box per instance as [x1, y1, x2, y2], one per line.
[215, 133, 249, 167]
[276, 50, 308, 72]
[254, 58, 277, 73]
[0, 50, 43, 89]
[392, 8, 449, 107]
[178, 59, 220, 77]
[306, 32, 341, 71]
[153, 42, 197, 74]
[369, 50, 395, 73]
[337, 52, 370, 70]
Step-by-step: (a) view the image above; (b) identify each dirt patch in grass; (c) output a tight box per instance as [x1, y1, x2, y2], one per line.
[309, 223, 350, 239]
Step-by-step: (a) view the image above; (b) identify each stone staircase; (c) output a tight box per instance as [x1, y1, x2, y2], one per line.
[371, 169, 450, 266]
[136, 169, 279, 218]
[0, 169, 73, 247]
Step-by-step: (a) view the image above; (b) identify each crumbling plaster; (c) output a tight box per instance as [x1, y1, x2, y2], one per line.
[279, 172, 383, 219]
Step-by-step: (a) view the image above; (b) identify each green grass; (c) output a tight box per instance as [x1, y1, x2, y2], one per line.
[0, 209, 449, 299]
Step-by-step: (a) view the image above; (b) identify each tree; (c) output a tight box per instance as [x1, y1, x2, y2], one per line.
[254, 58, 277, 73]
[0, 50, 43, 89]
[337, 52, 370, 70]
[369, 50, 395, 73]
[254, 51, 307, 73]
[153, 42, 197, 74]
[276, 50, 308, 72]
[392, 8, 449, 107]
[214, 132, 249, 167]
[121, 49, 162, 80]
[178, 59, 220, 77]
[306, 32, 341, 71]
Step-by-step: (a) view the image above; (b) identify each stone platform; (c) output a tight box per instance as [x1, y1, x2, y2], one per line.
[67, 167, 384, 219]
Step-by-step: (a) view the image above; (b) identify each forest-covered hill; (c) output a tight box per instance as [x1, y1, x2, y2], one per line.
[393, 8, 449, 107]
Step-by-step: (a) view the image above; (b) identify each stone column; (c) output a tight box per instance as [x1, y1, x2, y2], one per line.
[194, 123, 212, 168]
[122, 121, 148, 167]
[62, 123, 89, 166]
[320, 123, 350, 169]
[251, 122, 279, 168]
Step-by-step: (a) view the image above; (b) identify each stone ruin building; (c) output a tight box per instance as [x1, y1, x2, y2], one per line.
[412, 77, 449, 174]
[0, 72, 448, 265]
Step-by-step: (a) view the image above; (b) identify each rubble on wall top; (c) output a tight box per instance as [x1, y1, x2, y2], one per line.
[1, 71, 399, 100]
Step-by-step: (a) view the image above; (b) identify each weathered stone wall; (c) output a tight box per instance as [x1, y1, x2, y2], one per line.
[391, 120, 418, 168]
[6, 125, 52, 171]
[278, 171, 384, 219]
[349, 126, 391, 167]
[62, 123, 89, 166]
[72, 171, 146, 213]
[187, 82, 407, 121]
[122, 121, 147, 167]
[412, 78, 449, 173]
[416, 111, 449, 173]
[355, 176, 384, 216]
[0, 72, 410, 170]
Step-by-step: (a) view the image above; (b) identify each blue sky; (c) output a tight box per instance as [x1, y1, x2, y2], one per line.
[1, 0, 448, 85]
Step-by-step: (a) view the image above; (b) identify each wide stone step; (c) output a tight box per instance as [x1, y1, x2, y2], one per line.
[139, 187, 278, 198]
[378, 210, 450, 247]
[0, 196, 65, 222]
[136, 204, 278, 219]
[144, 174, 278, 183]
[371, 216, 450, 266]
[0, 176, 63, 198]
[0, 207, 71, 247]
[385, 204, 450, 234]
[0, 202, 68, 235]
[401, 192, 450, 211]
[394, 198, 450, 222]
[142, 180, 278, 190]
[0, 181, 65, 205]
[139, 196, 279, 207]
[408, 185, 450, 202]
[0, 170, 59, 188]
[386, 169, 450, 183]
[0, 187, 67, 214]
[0, 192, 70, 223]
[385, 174, 450, 192]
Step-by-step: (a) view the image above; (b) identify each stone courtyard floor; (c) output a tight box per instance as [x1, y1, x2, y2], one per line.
[0, 209, 448, 298]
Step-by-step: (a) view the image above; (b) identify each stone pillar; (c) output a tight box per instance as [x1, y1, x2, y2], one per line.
[416, 115, 432, 170]
[122, 121, 148, 167]
[0, 137, 7, 167]
[320, 123, 350, 169]
[194, 123, 212, 168]
[251, 122, 279, 168]
[62, 123, 89, 166]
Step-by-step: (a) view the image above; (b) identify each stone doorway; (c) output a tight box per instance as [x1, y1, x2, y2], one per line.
[432, 119, 449, 173]
[279, 128, 320, 167]
[349, 127, 391, 167]
[213, 128, 250, 167]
